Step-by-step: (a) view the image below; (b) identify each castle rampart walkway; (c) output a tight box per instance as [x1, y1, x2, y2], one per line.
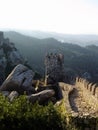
[58, 78, 98, 117]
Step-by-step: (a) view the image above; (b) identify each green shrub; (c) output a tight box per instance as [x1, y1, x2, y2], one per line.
[0, 94, 74, 130]
[1, 93, 97, 130]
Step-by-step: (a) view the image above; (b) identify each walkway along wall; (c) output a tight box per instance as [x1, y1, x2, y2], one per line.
[76, 77, 98, 111]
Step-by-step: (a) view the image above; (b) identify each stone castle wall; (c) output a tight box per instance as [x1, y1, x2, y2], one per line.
[45, 53, 65, 84]
[76, 77, 98, 111]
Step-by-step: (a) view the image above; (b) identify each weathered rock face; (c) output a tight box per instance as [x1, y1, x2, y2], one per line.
[0, 32, 3, 43]
[1, 91, 10, 97]
[27, 89, 55, 105]
[8, 91, 19, 102]
[45, 53, 65, 84]
[0, 64, 35, 94]
[3, 42, 25, 67]
[0, 50, 7, 84]
[0, 31, 25, 85]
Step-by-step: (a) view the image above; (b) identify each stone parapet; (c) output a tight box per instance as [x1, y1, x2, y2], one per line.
[75, 77, 98, 111]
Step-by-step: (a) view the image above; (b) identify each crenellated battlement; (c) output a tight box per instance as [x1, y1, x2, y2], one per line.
[76, 77, 98, 110]
[76, 77, 98, 97]
[45, 53, 64, 67]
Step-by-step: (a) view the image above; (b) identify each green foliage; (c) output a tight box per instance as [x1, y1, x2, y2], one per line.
[0, 93, 97, 130]
[0, 94, 76, 130]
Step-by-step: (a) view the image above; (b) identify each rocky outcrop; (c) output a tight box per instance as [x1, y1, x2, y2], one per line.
[3, 41, 24, 67]
[0, 64, 56, 104]
[8, 91, 19, 102]
[0, 31, 25, 85]
[0, 64, 35, 94]
[27, 89, 55, 105]
[1, 91, 10, 97]
[0, 35, 7, 84]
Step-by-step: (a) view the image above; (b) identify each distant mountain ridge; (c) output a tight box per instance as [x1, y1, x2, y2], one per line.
[3, 31, 98, 82]
[14, 30, 98, 46]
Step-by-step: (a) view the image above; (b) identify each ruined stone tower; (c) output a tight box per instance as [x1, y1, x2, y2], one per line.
[45, 53, 65, 84]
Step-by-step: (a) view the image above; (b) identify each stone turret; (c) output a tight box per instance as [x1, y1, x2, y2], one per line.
[45, 53, 65, 84]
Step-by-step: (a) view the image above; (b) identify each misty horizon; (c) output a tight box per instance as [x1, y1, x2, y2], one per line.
[0, 0, 98, 34]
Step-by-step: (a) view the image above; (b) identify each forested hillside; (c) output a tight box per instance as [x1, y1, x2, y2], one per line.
[4, 31, 98, 82]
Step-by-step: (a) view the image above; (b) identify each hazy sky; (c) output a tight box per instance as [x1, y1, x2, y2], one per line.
[0, 0, 98, 34]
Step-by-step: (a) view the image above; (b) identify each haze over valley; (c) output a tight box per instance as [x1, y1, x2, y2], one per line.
[16, 30, 98, 47]
[3, 31, 98, 83]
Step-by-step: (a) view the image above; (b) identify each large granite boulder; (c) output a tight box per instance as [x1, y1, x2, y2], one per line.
[1, 91, 10, 97]
[27, 89, 55, 105]
[0, 64, 35, 94]
[8, 91, 19, 102]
